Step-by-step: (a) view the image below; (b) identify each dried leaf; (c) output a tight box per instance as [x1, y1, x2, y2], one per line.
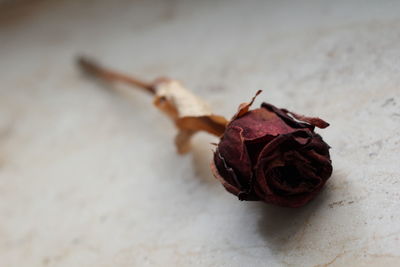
[175, 129, 195, 154]
[153, 78, 228, 153]
[232, 90, 262, 120]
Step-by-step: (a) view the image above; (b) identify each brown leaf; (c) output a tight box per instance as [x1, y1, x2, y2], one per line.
[175, 129, 195, 154]
[153, 78, 228, 153]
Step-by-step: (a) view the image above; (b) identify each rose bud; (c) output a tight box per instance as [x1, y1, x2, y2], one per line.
[211, 94, 332, 208]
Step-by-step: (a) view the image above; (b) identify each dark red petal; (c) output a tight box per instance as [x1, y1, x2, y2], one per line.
[253, 134, 293, 198]
[211, 152, 260, 201]
[253, 132, 329, 207]
[211, 152, 241, 196]
[218, 126, 252, 179]
[229, 108, 295, 141]
[214, 151, 241, 189]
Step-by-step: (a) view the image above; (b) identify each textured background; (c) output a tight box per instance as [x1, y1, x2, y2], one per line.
[1, 0, 400, 266]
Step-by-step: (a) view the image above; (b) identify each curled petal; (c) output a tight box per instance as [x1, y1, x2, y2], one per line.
[281, 109, 329, 129]
[211, 153, 259, 201]
[218, 126, 252, 182]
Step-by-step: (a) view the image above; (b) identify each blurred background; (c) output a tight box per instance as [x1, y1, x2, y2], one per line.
[1, 0, 400, 266]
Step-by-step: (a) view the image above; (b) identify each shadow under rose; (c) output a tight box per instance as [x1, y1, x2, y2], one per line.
[255, 182, 333, 250]
[252, 169, 369, 266]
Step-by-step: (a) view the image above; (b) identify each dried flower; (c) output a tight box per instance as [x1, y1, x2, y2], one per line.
[78, 57, 332, 208]
[211, 98, 332, 208]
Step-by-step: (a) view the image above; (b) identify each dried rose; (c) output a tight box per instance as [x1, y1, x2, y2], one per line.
[78, 57, 332, 208]
[211, 99, 332, 208]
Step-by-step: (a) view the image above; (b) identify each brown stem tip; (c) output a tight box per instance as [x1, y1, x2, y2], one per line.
[77, 56, 155, 94]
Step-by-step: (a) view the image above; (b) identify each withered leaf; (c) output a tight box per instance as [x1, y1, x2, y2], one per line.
[153, 78, 228, 153]
[232, 90, 262, 120]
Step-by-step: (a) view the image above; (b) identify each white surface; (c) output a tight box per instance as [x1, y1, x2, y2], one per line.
[1, 0, 400, 266]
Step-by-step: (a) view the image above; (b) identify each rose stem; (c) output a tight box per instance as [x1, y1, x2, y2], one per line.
[77, 56, 156, 95]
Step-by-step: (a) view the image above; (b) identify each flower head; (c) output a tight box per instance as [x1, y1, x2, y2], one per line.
[211, 99, 332, 208]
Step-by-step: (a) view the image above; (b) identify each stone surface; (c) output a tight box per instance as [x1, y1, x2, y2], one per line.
[0, 0, 399, 266]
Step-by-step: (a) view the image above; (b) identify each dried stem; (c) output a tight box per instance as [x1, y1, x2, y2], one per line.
[77, 56, 228, 153]
[77, 56, 155, 94]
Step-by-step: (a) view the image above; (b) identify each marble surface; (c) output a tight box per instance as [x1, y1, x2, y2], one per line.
[1, 0, 400, 266]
